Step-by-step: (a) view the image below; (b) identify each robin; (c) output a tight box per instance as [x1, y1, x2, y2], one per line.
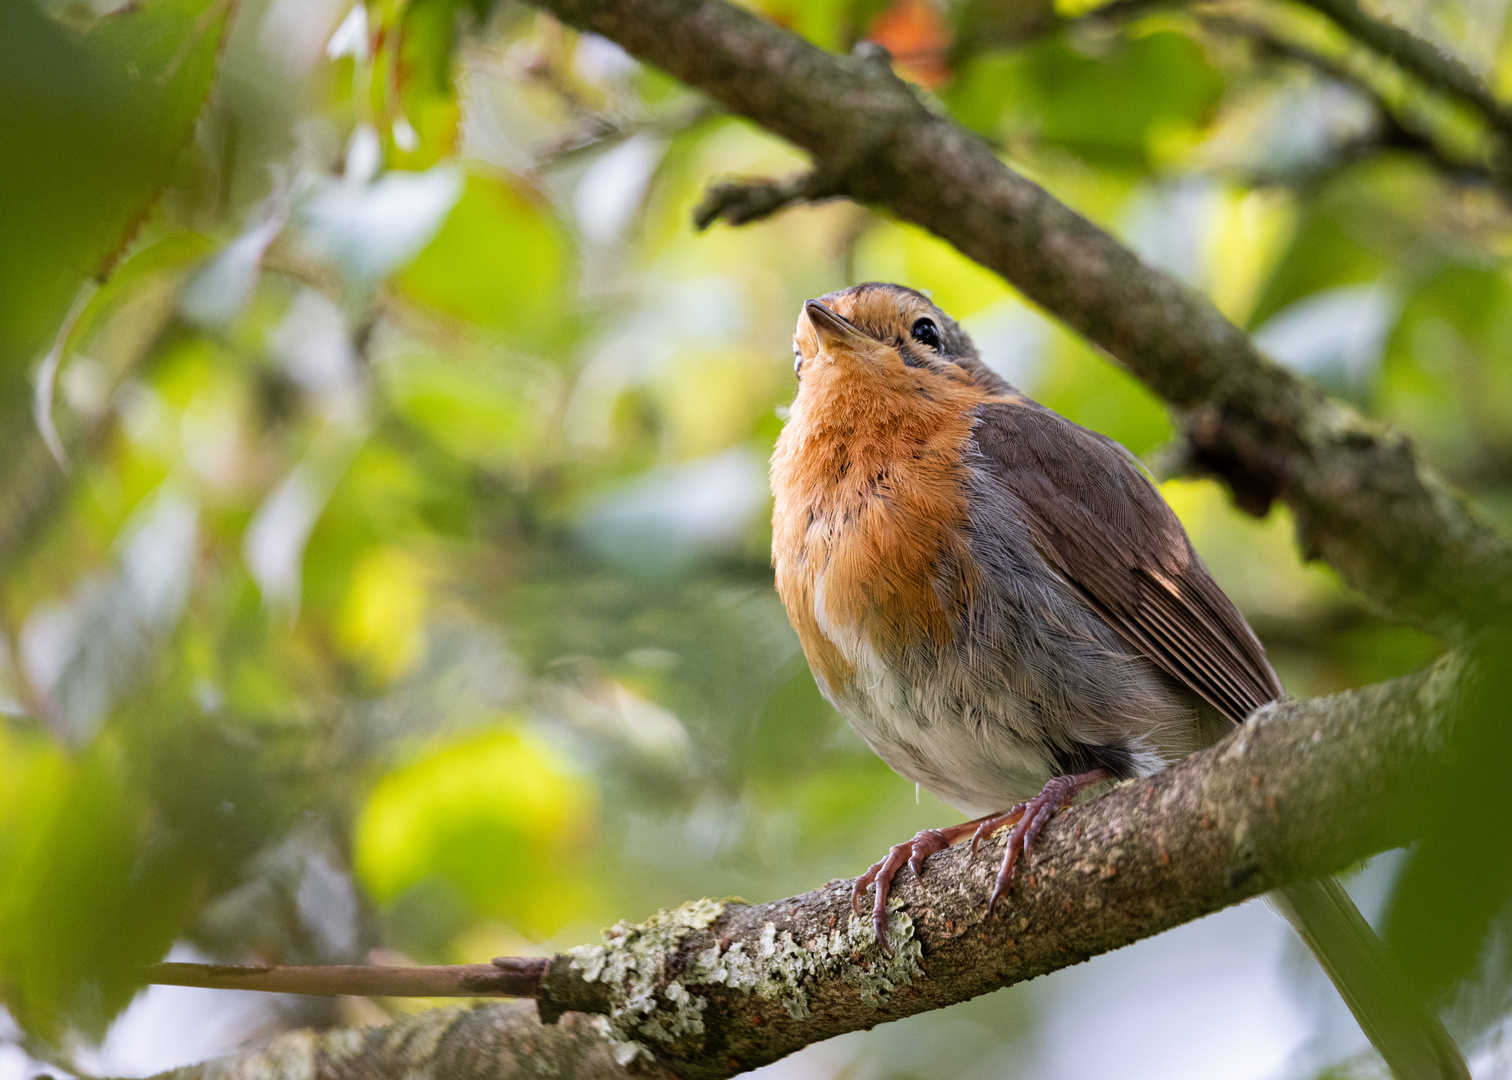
[770, 282, 1466, 1079]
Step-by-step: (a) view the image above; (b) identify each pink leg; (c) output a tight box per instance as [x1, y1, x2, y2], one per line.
[974, 769, 1110, 914]
[852, 769, 1110, 952]
[852, 816, 994, 954]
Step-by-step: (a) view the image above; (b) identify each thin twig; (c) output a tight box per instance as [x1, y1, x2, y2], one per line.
[143, 957, 548, 998]
[693, 169, 844, 229]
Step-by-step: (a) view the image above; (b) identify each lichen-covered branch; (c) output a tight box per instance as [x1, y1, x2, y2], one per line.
[154, 655, 1467, 1080]
[517, 0, 1512, 638]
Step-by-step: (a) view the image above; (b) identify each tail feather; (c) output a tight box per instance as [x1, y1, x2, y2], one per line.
[1272, 877, 1469, 1080]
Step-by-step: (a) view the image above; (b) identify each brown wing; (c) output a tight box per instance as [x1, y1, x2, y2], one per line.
[971, 400, 1282, 724]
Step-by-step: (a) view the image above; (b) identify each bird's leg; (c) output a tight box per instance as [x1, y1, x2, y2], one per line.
[976, 768, 1111, 914]
[852, 815, 998, 954]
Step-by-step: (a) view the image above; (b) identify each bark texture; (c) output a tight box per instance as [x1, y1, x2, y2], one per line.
[523, 0, 1511, 638]
[155, 655, 1466, 1080]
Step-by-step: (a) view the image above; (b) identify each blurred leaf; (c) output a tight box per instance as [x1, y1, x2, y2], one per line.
[388, 0, 470, 169]
[354, 724, 597, 939]
[338, 547, 430, 682]
[395, 171, 572, 338]
[1376, 259, 1512, 475]
[1249, 159, 1442, 327]
[0, 730, 194, 1040]
[382, 350, 556, 470]
[947, 30, 1222, 167]
[1384, 627, 1512, 1000]
[0, 0, 232, 372]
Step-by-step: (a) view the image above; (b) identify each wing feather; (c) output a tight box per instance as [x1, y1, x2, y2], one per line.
[970, 400, 1282, 724]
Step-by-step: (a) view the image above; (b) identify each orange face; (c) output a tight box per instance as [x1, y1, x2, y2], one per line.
[791, 284, 982, 391]
[771, 284, 1015, 696]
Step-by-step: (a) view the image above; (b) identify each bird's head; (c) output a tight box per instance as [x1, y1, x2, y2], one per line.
[792, 282, 1001, 391]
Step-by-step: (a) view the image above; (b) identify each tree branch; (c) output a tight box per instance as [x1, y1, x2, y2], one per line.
[516, 0, 1510, 638]
[151, 654, 1468, 1079]
[1200, 12, 1505, 190]
[1288, 0, 1512, 140]
[144, 958, 547, 999]
[693, 168, 843, 228]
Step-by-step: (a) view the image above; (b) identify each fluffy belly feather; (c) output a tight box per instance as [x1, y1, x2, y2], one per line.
[809, 545, 1199, 817]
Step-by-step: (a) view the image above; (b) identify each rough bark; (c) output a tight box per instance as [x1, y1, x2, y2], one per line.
[517, 0, 1511, 638]
[153, 655, 1466, 1080]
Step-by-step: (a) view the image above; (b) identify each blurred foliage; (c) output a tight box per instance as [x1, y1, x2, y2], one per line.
[2, 0, 1512, 1075]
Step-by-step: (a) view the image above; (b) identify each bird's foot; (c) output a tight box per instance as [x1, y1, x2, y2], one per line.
[851, 769, 1110, 952]
[852, 821, 982, 955]
[973, 768, 1111, 915]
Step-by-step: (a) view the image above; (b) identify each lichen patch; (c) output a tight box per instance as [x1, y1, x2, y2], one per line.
[685, 906, 922, 1019]
[567, 897, 923, 1064]
[567, 898, 726, 1062]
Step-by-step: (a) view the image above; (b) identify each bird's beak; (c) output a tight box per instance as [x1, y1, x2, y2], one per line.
[804, 300, 871, 352]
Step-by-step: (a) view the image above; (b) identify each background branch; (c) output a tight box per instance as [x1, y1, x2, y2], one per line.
[693, 169, 843, 229]
[1289, 0, 1512, 138]
[1200, 12, 1505, 189]
[144, 958, 547, 999]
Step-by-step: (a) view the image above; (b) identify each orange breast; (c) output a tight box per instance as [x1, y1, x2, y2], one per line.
[770, 358, 996, 696]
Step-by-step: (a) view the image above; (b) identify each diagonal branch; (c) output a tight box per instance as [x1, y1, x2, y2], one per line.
[150, 654, 1468, 1079]
[1200, 12, 1506, 190]
[1288, 0, 1512, 140]
[519, 0, 1511, 639]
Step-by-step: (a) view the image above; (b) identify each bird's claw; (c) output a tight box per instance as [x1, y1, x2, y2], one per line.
[854, 770, 1108, 947]
[851, 827, 956, 953]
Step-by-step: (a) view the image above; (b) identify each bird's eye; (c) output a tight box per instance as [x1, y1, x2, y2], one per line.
[911, 318, 941, 351]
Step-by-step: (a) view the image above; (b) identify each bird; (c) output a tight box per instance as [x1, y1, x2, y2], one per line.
[769, 282, 1467, 1080]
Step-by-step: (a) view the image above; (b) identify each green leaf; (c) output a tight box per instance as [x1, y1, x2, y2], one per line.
[1384, 627, 1512, 999]
[1249, 159, 1441, 327]
[395, 171, 573, 338]
[948, 30, 1222, 168]
[0, 732, 158, 1039]
[0, 0, 232, 374]
[353, 725, 597, 941]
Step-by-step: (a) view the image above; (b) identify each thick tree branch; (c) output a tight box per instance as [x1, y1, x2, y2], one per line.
[519, 0, 1511, 638]
[153, 655, 1467, 1079]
